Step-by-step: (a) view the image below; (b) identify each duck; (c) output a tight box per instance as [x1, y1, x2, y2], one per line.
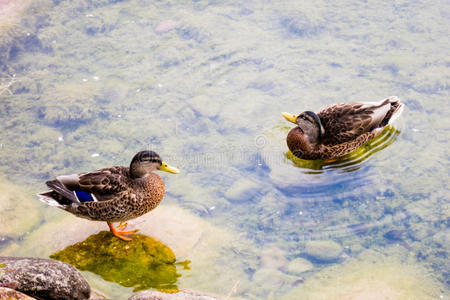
[282, 96, 404, 160]
[38, 150, 180, 241]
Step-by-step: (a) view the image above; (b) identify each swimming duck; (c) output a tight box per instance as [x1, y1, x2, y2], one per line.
[38, 150, 179, 241]
[282, 96, 404, 160]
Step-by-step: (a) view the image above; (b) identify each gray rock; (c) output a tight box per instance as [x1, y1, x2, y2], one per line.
[128, 289, 223, 300]
[0, 287, 36, 299]
[304, 240, 343, 262]
[0, 257, 90, 300]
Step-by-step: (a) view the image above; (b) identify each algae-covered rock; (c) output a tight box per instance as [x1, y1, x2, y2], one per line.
[38, 82, 101, 126]
[0, 177, 41, 239]
[0, 0, 34, 67]
[5, 205, 257, 298]
[51, 231, 187, 292]
[303, 240, 343, 263]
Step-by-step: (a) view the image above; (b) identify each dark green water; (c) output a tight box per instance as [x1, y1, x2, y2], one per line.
[0, 0, 448, 299]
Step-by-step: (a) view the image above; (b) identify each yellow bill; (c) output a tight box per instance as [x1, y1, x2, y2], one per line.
[282, 112, 298, 124]
[159, 161, 180, 174]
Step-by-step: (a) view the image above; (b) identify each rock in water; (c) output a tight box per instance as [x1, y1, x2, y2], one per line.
[51, 231, 189, 292]
[303, 240, 343, 263]
[0, 257, 90, 300]
[286, 258, 314, 275]
[128, 289, 223, 300]
[155, 20, 177, 34]
[0, 287, 36, 299]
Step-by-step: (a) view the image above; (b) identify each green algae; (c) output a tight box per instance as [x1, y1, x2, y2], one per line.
[50, 231, 190, 292]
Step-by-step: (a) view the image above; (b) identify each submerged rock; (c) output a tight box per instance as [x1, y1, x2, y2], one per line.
[282, 251, 446, 300]
[225, 178, 259, 203]
[0, 256, 90, 300]
[303, 240, 343, 263]
[383, 230, 412, 251]
[0, 287, 36, 299]
[155, 20, 177, 34]
[0, 177, 41, 239]
[50, 231, 188, 292]
[38, 82, 101, 126]
[286, 258, 314, 275]
[5, 205, 256, 298]
[128, 289, 223, 300]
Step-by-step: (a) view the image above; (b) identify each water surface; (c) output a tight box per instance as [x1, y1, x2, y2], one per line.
[0, 0, 449, 299]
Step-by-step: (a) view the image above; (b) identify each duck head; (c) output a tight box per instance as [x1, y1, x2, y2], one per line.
[130, 150, 180, 179]
[282, 111, 325, 157]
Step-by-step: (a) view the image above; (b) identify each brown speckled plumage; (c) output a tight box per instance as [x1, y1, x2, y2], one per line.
[38, 151, 179, 240]
[284, 96, 404, 160]
[71, 168, 165, 222]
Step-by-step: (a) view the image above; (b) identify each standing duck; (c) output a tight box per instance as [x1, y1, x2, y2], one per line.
[282, 96, 404, 160]
[38, 150, 179, 241]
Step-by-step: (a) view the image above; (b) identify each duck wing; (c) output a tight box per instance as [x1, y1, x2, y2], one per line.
[77, 166, 130, 197]
[44, 166, 130, 204]
[318, 99, 392, 145]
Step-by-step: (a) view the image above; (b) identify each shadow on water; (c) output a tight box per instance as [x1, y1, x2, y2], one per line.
[50, 231, 190, 292]
[286, 126, 400, 174]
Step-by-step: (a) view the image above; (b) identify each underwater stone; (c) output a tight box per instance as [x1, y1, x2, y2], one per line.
[280, 12, 322, 38]
[128, 289, 223, 300]
[5, 205, 257, 296]
[252, 268, 288, 291]
[155, 20, 177, 34]
[50, 231, 184, 292]
[0, 178, 41, 239]
[187, 95, 220, 118]
[224, 178, 259, 203]
[0, 257, 90, 300]
[0, 287, 36, 299]
[286, 258, 314, 275]
[282, 252, 446, 300]
[38, 82, 100, 126]
[304, 240, 343, 263]
[260, 247, 288, 269]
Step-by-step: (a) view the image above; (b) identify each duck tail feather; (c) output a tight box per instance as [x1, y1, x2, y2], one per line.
[37, 191, 65, 207]
[45, 179, 79, 204]
[388, 101, 404, 125]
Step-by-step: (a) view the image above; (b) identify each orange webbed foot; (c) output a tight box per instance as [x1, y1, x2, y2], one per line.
[107, 222, 139, 241]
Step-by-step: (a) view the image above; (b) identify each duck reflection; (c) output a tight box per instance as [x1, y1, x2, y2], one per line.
[286, 126, 400, 173]
[50, 231, 190, 292]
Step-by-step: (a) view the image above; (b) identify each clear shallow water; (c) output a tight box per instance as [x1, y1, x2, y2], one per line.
[0, 0, 449, 299]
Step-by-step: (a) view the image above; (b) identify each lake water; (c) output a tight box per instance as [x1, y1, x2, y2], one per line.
[0, 0, 449, 299]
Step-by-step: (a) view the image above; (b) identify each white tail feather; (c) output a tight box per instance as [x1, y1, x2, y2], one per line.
[37, 192, 64, 207]
[388, 102, 404, 125]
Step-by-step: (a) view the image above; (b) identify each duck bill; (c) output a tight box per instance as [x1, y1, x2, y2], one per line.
[282, 112, 298, 124]
[159, 162, 180, 174]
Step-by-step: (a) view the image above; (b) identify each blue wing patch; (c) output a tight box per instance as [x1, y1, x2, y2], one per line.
[74, 190, 97, 203]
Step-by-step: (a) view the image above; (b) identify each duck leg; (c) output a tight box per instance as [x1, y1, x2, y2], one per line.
[117, 221, 128, 231]
[107, 222, 139, 241]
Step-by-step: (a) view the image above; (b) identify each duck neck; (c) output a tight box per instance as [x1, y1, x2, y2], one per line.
[130, 162, 150, 179]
